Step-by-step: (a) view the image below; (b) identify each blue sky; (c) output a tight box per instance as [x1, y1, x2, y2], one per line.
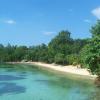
[0, 0, 100, 46]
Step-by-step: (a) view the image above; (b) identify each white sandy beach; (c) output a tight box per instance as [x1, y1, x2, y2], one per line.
[16, 62, 96, 79]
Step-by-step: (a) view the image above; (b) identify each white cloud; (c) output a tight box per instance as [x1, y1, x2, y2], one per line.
[42, 31, 56, 36]
[92, 7, 100, 19]
[84, 19, 91, 23]
[4, 20, 16, 24]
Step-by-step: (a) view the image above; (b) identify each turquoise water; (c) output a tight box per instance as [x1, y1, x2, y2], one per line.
[0, 64, 100, 100]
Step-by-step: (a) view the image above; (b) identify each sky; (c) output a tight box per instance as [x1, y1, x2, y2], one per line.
[0, 0, 100, 46]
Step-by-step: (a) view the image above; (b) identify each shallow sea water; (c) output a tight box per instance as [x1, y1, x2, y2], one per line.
[0, 64, 100, 100]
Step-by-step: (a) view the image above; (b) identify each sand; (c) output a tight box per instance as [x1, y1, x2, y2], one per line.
[17, 62, 96, 79]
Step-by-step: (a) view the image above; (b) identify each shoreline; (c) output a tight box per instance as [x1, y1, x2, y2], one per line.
[7, 62, 97, 79]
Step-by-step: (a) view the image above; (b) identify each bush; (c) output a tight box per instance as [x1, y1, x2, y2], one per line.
[54, 53, 66, 65]
[66, 54, 79, 65]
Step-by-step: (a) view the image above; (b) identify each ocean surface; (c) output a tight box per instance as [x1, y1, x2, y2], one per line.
[0, 64, 100, 100]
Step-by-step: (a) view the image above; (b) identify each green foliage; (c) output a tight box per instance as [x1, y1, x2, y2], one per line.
[72, 39, 88, 54]
[90, 20, 100, 36]
[54, 53, 66, 65]
[0, 30, 87, 66]
[81, 20, 100, 76]
[48, 30, 73, 55]
[66, 54, 80, 65]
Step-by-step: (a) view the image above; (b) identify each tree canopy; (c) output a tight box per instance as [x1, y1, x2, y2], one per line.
[81, 20, 100, 76]
[0, 30, 87, 65]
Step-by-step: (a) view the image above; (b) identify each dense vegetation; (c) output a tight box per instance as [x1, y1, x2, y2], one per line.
[0, 21, 100, 79]
[0, 31, 87, 65]
[80, 20, 100, 78]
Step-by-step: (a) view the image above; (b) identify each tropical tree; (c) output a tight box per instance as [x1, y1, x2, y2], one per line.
[81, 21, 100, 80]
[48, 30, 73, 63]
[54, 53, 66, 65]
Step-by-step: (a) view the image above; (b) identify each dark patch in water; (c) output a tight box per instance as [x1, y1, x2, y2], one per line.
[17, 72, 27, 77]
[20, 72, 27, 74]
[6, 69, 16, 72]
[0, 75, 25, 81]
[0, 82, 26, 95]
[19, 74, 27, 77]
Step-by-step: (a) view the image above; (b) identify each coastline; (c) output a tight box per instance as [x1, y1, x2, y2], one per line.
[7, 62, 97, 80]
